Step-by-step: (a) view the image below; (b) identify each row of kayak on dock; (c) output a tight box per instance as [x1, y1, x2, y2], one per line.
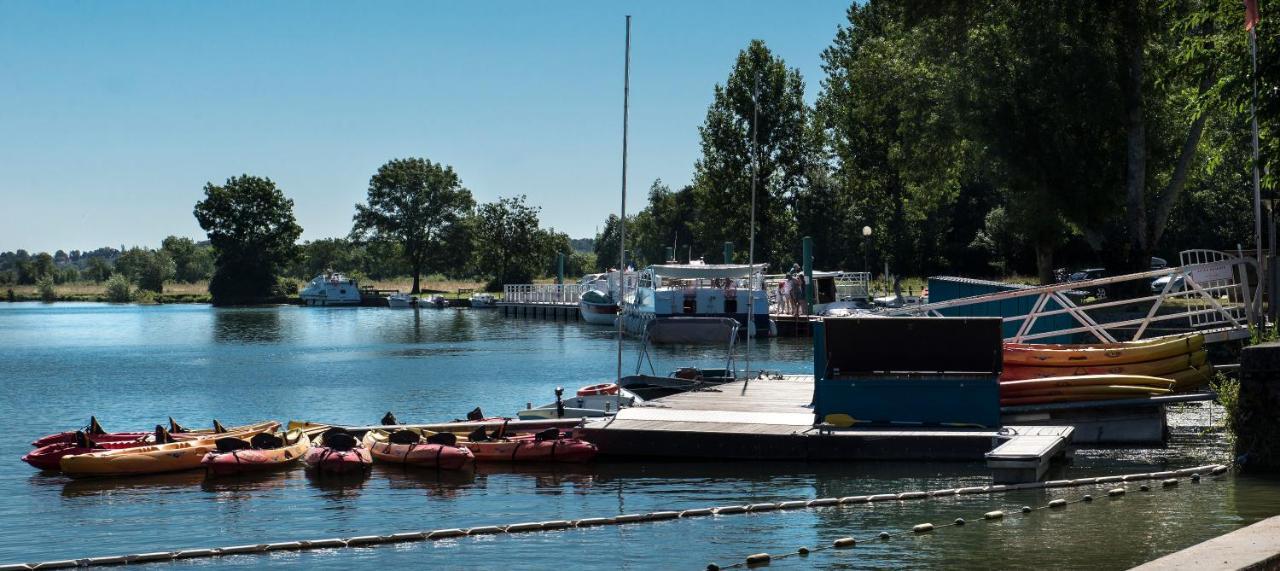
[23, 414, 597, 478]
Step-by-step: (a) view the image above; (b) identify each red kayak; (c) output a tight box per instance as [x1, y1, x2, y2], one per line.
[464, 429, 597, 463]
[363, 429, 475, 470]
[304, 429, 371, 474]
[32, 417, 148, 448]
[22, 434, 148, 471]
[202, 430, 311, 477]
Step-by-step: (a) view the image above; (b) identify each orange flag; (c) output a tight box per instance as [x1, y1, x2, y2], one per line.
[1245, 0, 1261, 31]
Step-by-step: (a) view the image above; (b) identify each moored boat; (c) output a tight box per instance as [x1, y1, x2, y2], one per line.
[304, 427, 372, 474]
[300, 271, 362, 306]
[579, 289, 618, 325]
[387, 292, 419, 308]
[23, 434, 148, 471]
[59, 422, 279, 477]
[201, 429, 312, 476]
[32, 418, 274, 448]
[461, 427, 597, 463]
[469, 293, 496, 308]
[362, 428, 474, 470]
[621, 264, 774, 342]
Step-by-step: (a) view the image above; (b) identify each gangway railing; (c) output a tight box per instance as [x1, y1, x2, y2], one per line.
[501, 284, 587, 305]
[889, 250, 1260, 344]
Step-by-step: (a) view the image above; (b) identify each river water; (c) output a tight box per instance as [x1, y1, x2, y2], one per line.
[1, 302, 1278, 569]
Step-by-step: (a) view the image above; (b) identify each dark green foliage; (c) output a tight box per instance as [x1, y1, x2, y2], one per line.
[474, 195, 544, 290]
[161, 236, 214, 282]
[194, 175, 303, 305]
[352, 158, 475, 293]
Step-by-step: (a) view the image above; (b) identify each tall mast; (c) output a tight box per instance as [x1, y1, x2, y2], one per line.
[616, 15, 631, 387]
[743, 71, 759, 389]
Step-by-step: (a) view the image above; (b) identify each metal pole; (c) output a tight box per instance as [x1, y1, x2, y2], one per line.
[616, 16, 630, 388]
[1250, 26, 1264, 321]
[743, 72, 759, 392]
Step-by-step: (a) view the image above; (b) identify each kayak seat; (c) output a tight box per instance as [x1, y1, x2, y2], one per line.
[467, 427, 490, 442]
[88, 416, 106, 435]
[466, 407, 485, 421]
[213, 420, 228, 434]
[250, 432, 284, 450]
[325, 432, 358, 452]
[381, 411, 399, 426]
[153, 425, 175, 444]
[169, 417, 189, 433]
[533, 427, 561, 443]
[215, 437, 251, 453]
[426, 432, 457, 446]
[388, 430, 421, 445]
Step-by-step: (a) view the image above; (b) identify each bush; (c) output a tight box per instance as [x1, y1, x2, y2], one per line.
[274, 277, 300, 296]
[104, 274, 133, 303]
[36, 276, 56, 302]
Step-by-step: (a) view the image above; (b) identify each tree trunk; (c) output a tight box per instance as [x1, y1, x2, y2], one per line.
[1119, 0, 1149, 276]
[1151, 70, 1215, 246]
[411, 267, 421, 294]
[1035, 239, 1055, 286]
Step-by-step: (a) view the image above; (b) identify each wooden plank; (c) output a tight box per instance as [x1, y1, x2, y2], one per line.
[615, 408, 814, 426]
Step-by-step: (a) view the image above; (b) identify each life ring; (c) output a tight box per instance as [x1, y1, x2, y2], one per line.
[577, 383, 619, 397]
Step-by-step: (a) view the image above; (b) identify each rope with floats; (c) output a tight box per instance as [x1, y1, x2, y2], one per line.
[0, 464, 1227, 570]
[708, 468, 1221, 570]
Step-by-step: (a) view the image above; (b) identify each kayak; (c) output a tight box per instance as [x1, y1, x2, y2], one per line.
[462, 429, 597, 463]
[1003, 334, 1205, 367]
[1000, 384, 1173, 399]
[22, 437, 149, 471]
[32, 418, 275, 447]
[1000, 374, 1176, 393]
[1000, 350, 1208, 381]
[363, 428, 474, 470]
[60, 422, 279, 477]
[304, 428, 372, 474]
[1169, 364, 1214, 391]
[201, 429, 311, 476]
[1001, 394, 1142, 406]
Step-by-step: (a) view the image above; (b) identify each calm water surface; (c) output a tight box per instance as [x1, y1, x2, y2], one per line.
[2, 302, 1278, 569]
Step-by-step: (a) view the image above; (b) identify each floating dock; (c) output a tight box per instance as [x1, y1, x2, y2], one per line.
[497, 301, 580, 321]
[578, 375, 1074, 482]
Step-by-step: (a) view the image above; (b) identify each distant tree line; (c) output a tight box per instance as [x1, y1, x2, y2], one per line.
[596, 0, 1275, 284]
[0, 239, 213, 292]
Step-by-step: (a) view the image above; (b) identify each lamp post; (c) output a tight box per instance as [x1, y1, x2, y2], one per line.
[862, 226, 872, 276]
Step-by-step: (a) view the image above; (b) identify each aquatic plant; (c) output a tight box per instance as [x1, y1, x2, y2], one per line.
[36, 276, 56, 302]
[1210, 372, 1239, 447]
[104, 274, 133, 303]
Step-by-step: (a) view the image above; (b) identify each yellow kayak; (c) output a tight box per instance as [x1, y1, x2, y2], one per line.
[1169, 364, 1214, 391]
[1001, 350, 1207, 380]
[60, 421, 279, 477]
[1003, 334, 1205, 366]
[1001, 374, 1175, 393]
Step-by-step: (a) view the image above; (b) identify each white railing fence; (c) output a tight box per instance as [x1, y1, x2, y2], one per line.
[501, 284, 587, 304]
[890, 250, 1260, 344]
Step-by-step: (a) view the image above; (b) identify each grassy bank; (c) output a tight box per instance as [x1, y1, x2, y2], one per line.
[3, 278, 509, 304]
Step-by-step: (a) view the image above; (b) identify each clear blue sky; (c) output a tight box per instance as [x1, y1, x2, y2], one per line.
[0, 1, 850, 253]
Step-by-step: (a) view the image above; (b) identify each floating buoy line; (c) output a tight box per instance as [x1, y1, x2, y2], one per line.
[0, 464, 1227, 571]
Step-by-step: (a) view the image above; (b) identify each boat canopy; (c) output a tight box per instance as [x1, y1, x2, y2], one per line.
[648, 264, 768, 279]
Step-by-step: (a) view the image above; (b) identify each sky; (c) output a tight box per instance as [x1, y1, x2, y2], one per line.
[0, 1, 851, 253]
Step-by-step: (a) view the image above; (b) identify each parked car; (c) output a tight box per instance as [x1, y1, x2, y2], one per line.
[1067, 268, 1109, 299]
[1150, 256, 1169, 270]
[1151, 274, 1186, 293]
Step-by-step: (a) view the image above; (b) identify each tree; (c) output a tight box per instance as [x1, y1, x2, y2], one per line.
[352, 158, 475, 293]
[691, 39, 811, 267]
[161, 236, 214, 282]
[474, 195, 544, 290]
[194, 175, 303, 305]
[85, 257, 113, 283]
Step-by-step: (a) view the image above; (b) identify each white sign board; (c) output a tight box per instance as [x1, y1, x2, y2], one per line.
[1190, 265, 1234, 284]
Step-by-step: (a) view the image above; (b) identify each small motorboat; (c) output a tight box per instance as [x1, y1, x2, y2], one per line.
[423, 294, 450, 308]
[201, 428, 312, 476]
[362, 428, 474, 470]
[518, 385, 638, 420]
[387, 292, 419, 308]
[579, 289, 618, 325]
[304, 427, 372, 474]
[461, 427, 597, 463]
[469, 293, 496, 308]
[60, 422, 279, 477]
[618, 368, 737, 401]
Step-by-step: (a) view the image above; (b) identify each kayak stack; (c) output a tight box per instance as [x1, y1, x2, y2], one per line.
[1001, 333, 1212, 401]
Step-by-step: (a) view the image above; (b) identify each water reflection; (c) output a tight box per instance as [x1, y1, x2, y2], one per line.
[213, 308, 284, 344]
[61, 471, 207, 499]
[201, 469, 295, 496]
[375, 464, 475, 499]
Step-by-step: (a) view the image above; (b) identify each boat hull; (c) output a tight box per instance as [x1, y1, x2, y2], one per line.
[304, 446, 372, 474]
[464, 437, 597, 463]
[579, 299, 619, 325]
[366, 441, 474, 470]
[23, 440, 147, 471]
[201, 437, 310, 476]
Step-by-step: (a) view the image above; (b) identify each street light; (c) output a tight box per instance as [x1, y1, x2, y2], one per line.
[862, 226, 872, 276]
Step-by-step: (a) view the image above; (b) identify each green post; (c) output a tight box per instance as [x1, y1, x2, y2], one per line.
[666, 246, 675, 263]
[803, 236, 815, 306]
[557, 252, 565, 285]
[724, 242, 734, 264]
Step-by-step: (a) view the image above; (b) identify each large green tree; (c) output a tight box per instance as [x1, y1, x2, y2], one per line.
[194, 175, 303, 305]
[691, 39, 811, 268]
[160, 236, 214, 283]
[352, 158, 475, 293]
[474, 195, 544, 290]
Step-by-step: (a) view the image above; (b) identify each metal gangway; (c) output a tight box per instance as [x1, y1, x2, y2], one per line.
[500, 284, 587, 305]
[890, 249, 1260, 344]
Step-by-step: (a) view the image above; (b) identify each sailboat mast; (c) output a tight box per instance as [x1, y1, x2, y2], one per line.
[743, 72, 759, 387]
[616, 15, 631, 387]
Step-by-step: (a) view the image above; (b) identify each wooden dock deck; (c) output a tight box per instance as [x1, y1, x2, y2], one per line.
[578, 375, 1074, 481]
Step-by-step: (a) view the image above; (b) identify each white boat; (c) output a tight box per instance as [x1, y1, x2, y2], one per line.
[578, 270, 633, 326]
[387, 292, 419, 308]
[300, 272, 362, 306]
[422, 294, 449, 308]
[469, 293, 496, 308]
[517, 386, 639, 420]
[620, 263, 774, 342]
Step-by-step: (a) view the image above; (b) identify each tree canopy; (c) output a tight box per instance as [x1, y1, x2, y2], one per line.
[194, 175, 302, 305]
